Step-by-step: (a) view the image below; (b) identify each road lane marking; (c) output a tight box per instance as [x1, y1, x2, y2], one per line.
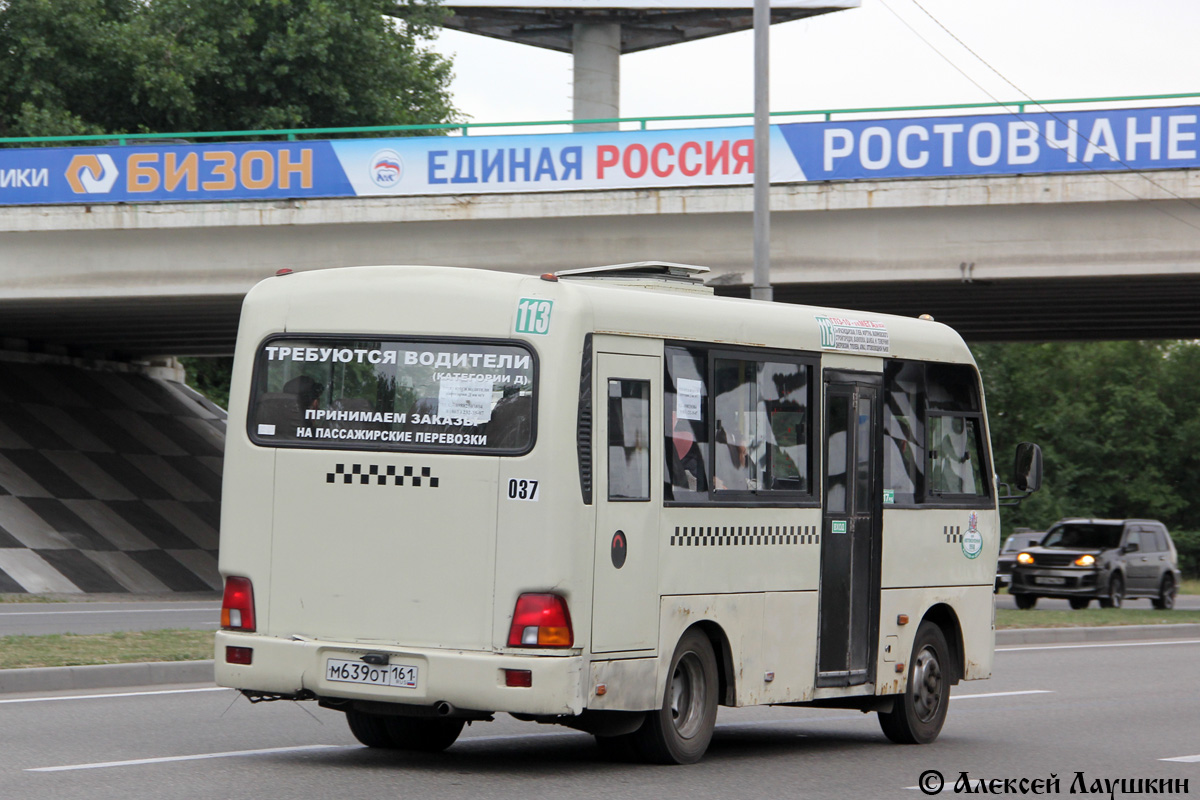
[0, 687, 229, 705]
[0, 607, 217, 617]
[28, 744, 351, 773]
[951, 690, 1053, 699]
[19, 686, 1056, 774]
[1161, 754, 1200, 762]
[998, 639, 1200, 653]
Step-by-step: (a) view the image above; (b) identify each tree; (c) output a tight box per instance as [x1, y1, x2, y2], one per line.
[975, 339, 1200, 536]
[0, 0, 456, 138]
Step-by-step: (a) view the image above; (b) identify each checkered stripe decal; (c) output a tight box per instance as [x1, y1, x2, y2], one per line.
[0, 360, 226, 595]
[327, 464, 439, 488]
[945, 526, 962, 544]
[670, 525, 819, 547]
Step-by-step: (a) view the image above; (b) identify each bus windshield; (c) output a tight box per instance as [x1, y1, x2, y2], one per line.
[248, 337, 536, 454]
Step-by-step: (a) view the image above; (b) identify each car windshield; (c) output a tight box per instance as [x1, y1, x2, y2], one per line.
[1040, 524, 1122, 550]
[1002, 534, 1040, 552]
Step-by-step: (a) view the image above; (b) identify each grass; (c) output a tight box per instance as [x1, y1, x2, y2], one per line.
[0, 594, 68, 604]
[997, 607, 1200, 629]
[1, 583, 1197, 670]
[0, 630, 215, 670]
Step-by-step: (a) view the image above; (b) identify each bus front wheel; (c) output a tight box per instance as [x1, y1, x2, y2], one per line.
[878, 621, 951, 745]
[631, 628, 719, 764]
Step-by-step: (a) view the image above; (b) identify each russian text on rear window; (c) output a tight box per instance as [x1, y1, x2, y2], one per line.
[248, 337, 536, 454]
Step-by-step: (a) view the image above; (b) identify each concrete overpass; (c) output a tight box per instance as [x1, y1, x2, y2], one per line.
[3, 166, 1199, 356]
[14, 163, 1170, 595]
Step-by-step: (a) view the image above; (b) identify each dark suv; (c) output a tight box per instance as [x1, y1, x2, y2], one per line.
[1009, 518, 1181, 610]
[996, 529, 1043, 592]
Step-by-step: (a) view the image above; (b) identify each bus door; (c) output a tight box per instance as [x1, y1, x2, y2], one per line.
[591, 353, 661, 654]
[817, 372, 882, 687]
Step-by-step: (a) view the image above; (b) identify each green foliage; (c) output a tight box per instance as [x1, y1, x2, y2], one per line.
[1171, 530, 1200, 579]
[0, 0, 457, 138]
[976, 340, 1200, 570]
[180, 356, 233, 409]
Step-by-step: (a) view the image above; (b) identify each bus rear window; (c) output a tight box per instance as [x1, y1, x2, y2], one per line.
[248, 338, 536, 454]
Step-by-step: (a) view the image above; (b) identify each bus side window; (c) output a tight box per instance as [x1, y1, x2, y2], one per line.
[608, 379, 651, 501]
[883, 360, 924, 505]
[925, 363, 991, 501]
[714, 359, 756, 491]
[928, 415, 986, 496]
[665, 347, 710, 501]
[713, 358, 812, 494]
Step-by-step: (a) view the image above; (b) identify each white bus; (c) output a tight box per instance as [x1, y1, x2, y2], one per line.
[215, 263, 1040, 764]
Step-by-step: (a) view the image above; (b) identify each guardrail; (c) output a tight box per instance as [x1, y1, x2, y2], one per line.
[2, 91, 1199, 147]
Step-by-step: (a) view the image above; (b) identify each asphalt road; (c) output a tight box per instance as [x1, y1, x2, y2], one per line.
[0, 601, 221, 635]
[2, 635, 1197, 800]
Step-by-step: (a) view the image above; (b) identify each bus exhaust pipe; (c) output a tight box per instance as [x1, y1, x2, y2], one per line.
[435, 701, 455, 717]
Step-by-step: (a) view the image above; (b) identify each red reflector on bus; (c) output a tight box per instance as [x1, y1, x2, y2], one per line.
[221, 576, 256, 632]
[505, 669, 533, 687]
[507, 593, 573, 648]
[226, 646, 254, 665]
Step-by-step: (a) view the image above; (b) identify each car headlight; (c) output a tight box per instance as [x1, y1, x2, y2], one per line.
[1017, 552, 1034, 565]
[1074, 554, 1096, 567]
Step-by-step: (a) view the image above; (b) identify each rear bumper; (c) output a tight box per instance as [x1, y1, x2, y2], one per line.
[215, 632, 586, 716]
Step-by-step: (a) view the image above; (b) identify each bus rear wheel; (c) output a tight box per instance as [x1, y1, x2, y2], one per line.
[631, 628, 718, 764]
[346, 710, 393, 748]
[384, 717, 464, 752]
[346, 710, 464, 752]
[878, 621, 951, 745]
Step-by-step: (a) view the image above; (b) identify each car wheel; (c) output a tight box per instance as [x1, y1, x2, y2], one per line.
[630, 628, 719, 764]
[1068, 597, 1090, 610]
[383, 717, 464, 752]
[1013, 594, 1037, 610]
[1099, 574, 1124, 609]
[1152, 574, 1177, 610]
[878, 621, 951, 745]
[346, 710, 394, 748]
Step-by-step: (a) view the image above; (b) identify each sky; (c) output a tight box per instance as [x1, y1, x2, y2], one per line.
[430, 0, 1200, 128]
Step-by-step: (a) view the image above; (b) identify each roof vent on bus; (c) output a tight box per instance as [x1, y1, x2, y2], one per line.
[553, 262, 714, 295]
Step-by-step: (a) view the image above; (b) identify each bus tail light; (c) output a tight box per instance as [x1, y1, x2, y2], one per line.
[508, 593, 573, 647]
[221, 576, 256, 632]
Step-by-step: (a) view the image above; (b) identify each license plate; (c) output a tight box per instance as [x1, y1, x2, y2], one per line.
[325, 658, 418, 689]
[1035, 576, 1066, 585]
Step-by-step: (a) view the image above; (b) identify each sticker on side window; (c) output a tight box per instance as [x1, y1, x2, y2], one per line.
[506, 478, 540, 501]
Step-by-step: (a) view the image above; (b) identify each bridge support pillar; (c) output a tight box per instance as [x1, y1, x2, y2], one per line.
[573, 23, 621, 132]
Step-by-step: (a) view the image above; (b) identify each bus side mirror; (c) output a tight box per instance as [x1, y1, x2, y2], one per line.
[1013, 442, 1042, 493]
[1000, 442, 1042, 506]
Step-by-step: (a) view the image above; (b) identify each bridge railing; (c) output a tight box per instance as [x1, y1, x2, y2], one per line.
[2, 91, 1199, 147]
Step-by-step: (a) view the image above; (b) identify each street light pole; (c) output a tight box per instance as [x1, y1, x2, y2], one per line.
[751, 0, 773, 302]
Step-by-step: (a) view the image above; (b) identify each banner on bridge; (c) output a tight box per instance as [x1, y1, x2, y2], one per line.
[1, 105, 1197, 206]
